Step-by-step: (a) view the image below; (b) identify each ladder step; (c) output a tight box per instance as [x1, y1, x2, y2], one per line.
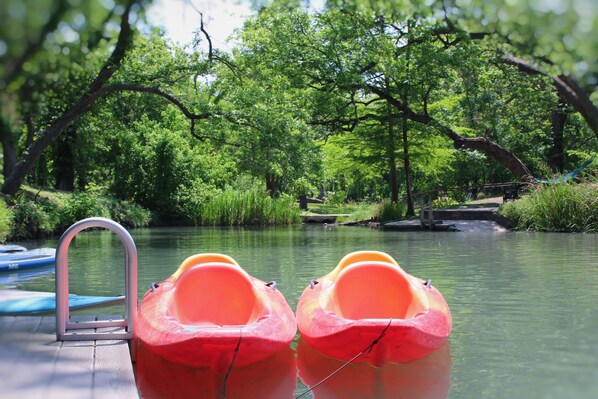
[59, 330, 132, 341]
[66, 319, 127, 329]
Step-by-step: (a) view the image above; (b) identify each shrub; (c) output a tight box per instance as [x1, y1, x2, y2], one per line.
[6, 187, 152, 239]
[378, 200, 406, 223]
[10, 197, 56, 239]
[327, 190, 347, 206]
[109, 199, 152, 228]
[498, 181, 598, 232]
[0, 199, 12, 242]
[59, 190, 111, 229]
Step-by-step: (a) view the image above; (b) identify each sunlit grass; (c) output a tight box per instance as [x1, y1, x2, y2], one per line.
[498, 180, 598, 232]
[200, 189, 300, 226]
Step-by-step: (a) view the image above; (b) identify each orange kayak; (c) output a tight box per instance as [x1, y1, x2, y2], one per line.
[296, 251, 452, 365]
[136, 253, 297, 371]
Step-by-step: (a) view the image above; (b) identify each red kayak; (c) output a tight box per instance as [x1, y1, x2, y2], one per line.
[296, 251, 451, 365]
[136, 253, 297, 371]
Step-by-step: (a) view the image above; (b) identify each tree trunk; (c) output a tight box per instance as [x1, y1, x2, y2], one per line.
[401, 23, 415, 216]
[548, 100, 567, 173]
[265, 171, 278, 196]
[0, 119, 17, 183]
[402, 115, 415, 216]
[54, 127, 76, 191]
[23, 81, 37, 184]
[386, 100, 399, 203]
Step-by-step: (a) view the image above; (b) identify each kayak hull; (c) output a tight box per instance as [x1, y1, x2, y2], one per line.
[136, 253, 297, 371]
[296, 251, 451, 365]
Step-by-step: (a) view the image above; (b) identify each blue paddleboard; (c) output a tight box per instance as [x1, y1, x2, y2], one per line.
[0, 290, 125, 316]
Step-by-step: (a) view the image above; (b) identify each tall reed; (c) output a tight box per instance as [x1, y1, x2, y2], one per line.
[378, 200, 406, 223]
[200, 189, 300, 225]
[499, 181, 597, 232]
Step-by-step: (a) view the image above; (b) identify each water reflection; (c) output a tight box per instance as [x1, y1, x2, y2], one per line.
[11, 227, 598, 398]
[296, 339, 452, 399]
[136, 343, 297, 399]
[0, 265, 54, 287]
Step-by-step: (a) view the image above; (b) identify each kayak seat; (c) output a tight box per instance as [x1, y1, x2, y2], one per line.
[172, 262, 260, 326]
[172, 253, 240, 280]
[327, 261, 427, 320]
[334, 251, 398, 274]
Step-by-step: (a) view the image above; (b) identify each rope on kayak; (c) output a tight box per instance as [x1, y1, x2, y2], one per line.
[309, 279, 319, 289]
[149, 282, 159, 293]
[294, 319, 393, 399]
[265, 280, 277, 290]
[423, 279, 432, 288]
[216, 330, 243, 399]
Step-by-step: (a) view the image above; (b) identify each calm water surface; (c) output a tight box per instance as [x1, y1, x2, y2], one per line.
[4, 226, 598, 398]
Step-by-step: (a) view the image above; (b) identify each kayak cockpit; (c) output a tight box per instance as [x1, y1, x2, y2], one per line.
[321, 260, 429, 320]
[171, 261, 266, 327]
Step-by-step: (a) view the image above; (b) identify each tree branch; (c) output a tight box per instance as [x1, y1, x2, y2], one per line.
[100, 84, 211, 120]
[88, 0, 136, 93]
[366, 83, 533, 179]
[503, 55, 598, 139]
[2, 0, 138, 195]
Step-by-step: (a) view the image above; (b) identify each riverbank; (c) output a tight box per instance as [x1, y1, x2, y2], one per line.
[2, 179, 596, 241]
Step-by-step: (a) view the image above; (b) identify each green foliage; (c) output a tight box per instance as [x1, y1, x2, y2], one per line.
[5, 187, 152, 239]
[9, 196, 57, 240]
[59, 190, 111, 228]
[0, 200, 13, 242]
[101, 110, 234, 220]
[499, 180, 598, 232]
[106, 199, 152, 228]
[377, 200, 407, 223]
[433, 196, 460, 209]
[57, 188, 152, 229]
[200, 189, 300, 226]
[2, 0, 597, 233]
[327, 190, 347, 207]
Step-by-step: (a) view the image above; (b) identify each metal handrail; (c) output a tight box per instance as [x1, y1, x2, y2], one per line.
[55, 217, 137, 341]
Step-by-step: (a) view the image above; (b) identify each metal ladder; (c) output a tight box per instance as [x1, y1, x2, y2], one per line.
[55, 217, 137, 341]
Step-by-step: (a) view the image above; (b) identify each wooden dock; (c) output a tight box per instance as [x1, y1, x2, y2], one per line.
[0, 315, 138, 398]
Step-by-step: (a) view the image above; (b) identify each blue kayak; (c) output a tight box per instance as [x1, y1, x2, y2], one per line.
[0, 248, 56, 272]
[0, 290, 125, 316]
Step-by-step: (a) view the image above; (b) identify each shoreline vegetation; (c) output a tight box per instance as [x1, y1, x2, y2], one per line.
[2, 2, 597, 242]
[1, 174, 596, 241]
[498, 180, 597, 233]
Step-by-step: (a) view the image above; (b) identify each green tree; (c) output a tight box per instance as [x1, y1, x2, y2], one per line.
[211, 10, 324, 195]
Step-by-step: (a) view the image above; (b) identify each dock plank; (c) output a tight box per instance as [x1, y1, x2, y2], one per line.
[0, 317, 60, 397]
[3, 317, 60, 398]
[47, 315, 96, 399]
[92, 315, 138, 399]
[0, 315, 138, 399]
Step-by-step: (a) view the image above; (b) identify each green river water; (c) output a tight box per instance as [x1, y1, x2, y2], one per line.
[3, 225, 598, 398]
